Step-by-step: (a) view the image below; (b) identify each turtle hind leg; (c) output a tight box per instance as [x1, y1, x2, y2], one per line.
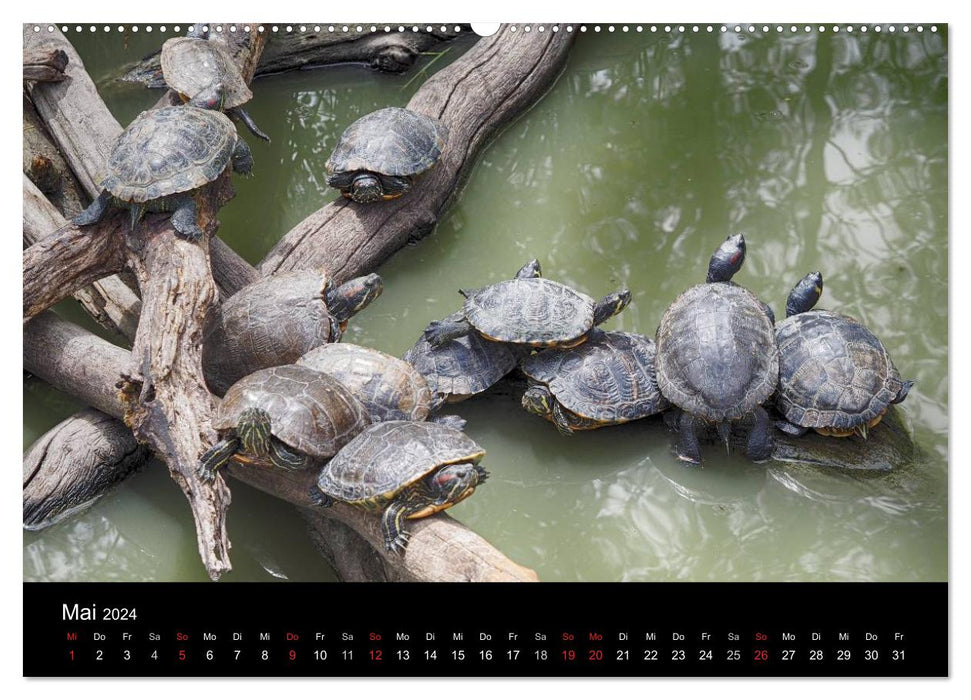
[774, 419, 808, 437]
[73, 191, 112, 227]
[169, 195, 204, 241]
[308, 486, 334, 507]
[675, 411, 703, 464]
[746, 406, 774, 462]
[423, 316, 473, 347]
[198, 437, 239, 482]
[229, 107, 271, 143]
[268, 438, 307, 471]
[381, 500, 414, 553]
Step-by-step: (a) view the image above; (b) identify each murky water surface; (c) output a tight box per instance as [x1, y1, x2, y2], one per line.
[25, 28, 947, 582]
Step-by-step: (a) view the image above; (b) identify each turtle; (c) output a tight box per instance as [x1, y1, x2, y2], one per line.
[297, 343, 434, 422]
[160, 37, 270, 141]
[423, 262, 632, 349]
[72, 87, 252, 241]
[655, 234, 779, 464]
[203, 270, 383, 395]
[197, 364, 370, 481]
[404, 260, 542, 406]
[325, 107, 448, 204]
[521, 330, 670, 434]
[774, 271, 914, 438]
[309, 421, 488, 552]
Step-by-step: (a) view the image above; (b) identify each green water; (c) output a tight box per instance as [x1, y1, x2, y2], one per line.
[24, 28, 948, 582]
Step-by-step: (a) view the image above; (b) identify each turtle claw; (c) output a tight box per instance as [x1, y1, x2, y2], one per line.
[308, 487, 334, 507]
[197, 463, 218, 482]
[385, 530, 411, 554]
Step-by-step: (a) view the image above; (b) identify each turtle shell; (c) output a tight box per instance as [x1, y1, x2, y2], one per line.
[214, 365, 370, 459]
[325, 107, 447, 178]
[656, 282, 779, 421]
[160, 37, 253, 109]
[316, 421, 485, 504]
[203, 270, 336, 395]
[298, 343, 432, 422]
[775, 310, 905, 430]
[463, 278, 596, 346]
[522, 331, 669, 423]
[103, 106, 237, 203]
[404, 311, 522, 405]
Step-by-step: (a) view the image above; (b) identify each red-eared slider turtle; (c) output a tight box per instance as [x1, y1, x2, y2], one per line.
[203, 270, 383, 394]
[405, 260, 540, 406]
[72, 91, 252, 241]
[521, 330, 670, 434]
[775, 272, 914, 438]
[198, 364, 370, 481]
[160, 37, 270, 142]
[655, 234, 779, 463]
[309, 421, 488, 552]
[297, 343, 433, 422]
[423, 262, 631, 349]
[325, 107, 448, 203]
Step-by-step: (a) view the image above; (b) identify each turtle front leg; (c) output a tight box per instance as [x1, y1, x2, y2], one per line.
[551, 402, 576, 436]
[231, 138, 254, 176]
[423, 316, 473, 346]
[675, 411, 703, 464]
[267, 437, 308, 471]
[229, 107, 271, 142]
[73, 190, 112, 227]
[746, 406, 774, 462]
[198, 436, 240, 481]
[381, 500, 414, 553]
[169, 195, 205, 241]
[308, 486, 334, 507]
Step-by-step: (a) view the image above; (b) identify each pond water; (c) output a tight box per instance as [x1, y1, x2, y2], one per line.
[24, 27, 948, 583]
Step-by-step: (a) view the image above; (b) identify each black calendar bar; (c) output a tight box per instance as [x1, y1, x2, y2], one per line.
[24, 582, 947, 677]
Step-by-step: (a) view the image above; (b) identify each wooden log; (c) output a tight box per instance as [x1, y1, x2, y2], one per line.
[23, 95, 85, 217]
[23, 45, 68, 82]
[259, 25, 574, 283]
[24, 408, 150, 530]
[23, 175, 140, 340]
[22, 27, 258, 299]
[23, 313, 538, 582]
[120, 25, 470, 87]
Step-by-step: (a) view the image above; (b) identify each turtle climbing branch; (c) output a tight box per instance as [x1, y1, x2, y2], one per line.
[258, 25, 575, 283]
[23, 312, 538, 582]
[120, 24, 471, 87]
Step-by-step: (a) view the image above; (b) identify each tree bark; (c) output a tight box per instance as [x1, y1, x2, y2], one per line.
[23, 176, 140, 339]
[24, 408, 150, 530]
[121, 26, 470, 87]
[23, 312, 538, 582]
[259, 26, 574, 283]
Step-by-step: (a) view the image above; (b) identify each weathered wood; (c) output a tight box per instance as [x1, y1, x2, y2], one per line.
[23, 45, 68, 82]
[22, 27, 257, 299]
[259, 26, 574, 283]
[24, 408, 150, 530]
[23, 95, 85, 217]
[23, 313, 538, 582]
[23, 176, 141, 340]
[121, 26, 470, 87]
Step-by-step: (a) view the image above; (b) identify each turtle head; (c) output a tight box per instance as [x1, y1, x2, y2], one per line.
[515, 259, 543, 279]
[785, 271, 824, 317]
[325, 273, 384, 328]
[593, 289, 632, 326]
[188, 82, 226, 111]
[237, 407, 272, 458]
[522, 385, 555, 419]
[707, 233, 746, 283]
[348, 173, 384, 204]
[424, 462, 483, 506]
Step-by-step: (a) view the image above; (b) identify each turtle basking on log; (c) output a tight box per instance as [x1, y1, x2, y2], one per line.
[160, 37, 270, 142]
[72, 85, 252, 241]
[774, 272, 914, 438]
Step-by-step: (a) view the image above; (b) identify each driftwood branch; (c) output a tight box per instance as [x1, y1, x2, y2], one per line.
[23, 313, 537, 582]
[23, 176, 140, 338]
[23, 45, 68, 82]
[23, 95, 85, 218]
[121, 26, 470, 87]
[24, 408, 150, 530]
[259, 26, 574, 283]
